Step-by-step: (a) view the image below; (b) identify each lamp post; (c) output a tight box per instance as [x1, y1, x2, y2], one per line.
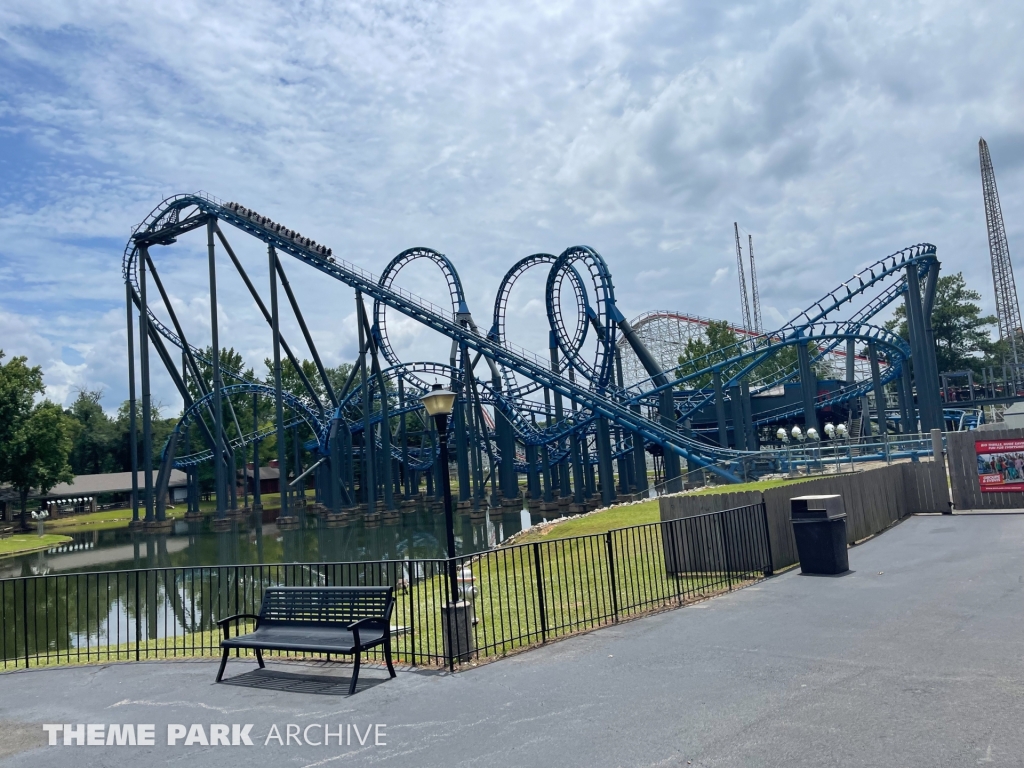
[421, 382, 475, 665]
[806, 427, 820, 473]
[777, 427, 791, 476]
[420, 383, 459, 605]
[836, 422, 849, 470]
[824, 423, 840, 474]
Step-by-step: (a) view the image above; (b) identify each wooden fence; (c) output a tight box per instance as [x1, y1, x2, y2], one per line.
[947, 427, 1024, 510]
[660, 460, 949, 572]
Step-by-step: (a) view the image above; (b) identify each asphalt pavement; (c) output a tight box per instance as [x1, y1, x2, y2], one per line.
[2, 512, 1023, 768]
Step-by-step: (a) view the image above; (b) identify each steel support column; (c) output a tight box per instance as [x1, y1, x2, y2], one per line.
[921, 262, 945, 428]
[896, 366, 911, 433]
[269, 246, 289, 518]
[356, 293, 375, 511]
[596, 417, 615, 507]
[253, 393, 262, 509]
[868, 343, 886, 435]
[905, 265, 939, 431]
[125, 281, 140, 523]
[713, 369, 729, 448]
[138, 247, 154, 522]
[207, 223, 227, 519]
[454, 383, 471, 503]
[729, 384, 746, 451]
[797, 341, 818, 434]
[741, 380, 757, 450]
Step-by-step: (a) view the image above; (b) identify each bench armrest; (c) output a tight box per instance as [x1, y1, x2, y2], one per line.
[347, 617, 387, 649]
[217, 613, 261, 640]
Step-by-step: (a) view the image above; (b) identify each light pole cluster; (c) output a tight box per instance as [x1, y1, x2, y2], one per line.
[779, 423, 851, 476]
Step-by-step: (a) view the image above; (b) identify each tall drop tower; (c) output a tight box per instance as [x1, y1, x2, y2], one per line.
[734, 222, 753, 331]
[979, 137, 1022, 366]
[748, 234, 762, 333]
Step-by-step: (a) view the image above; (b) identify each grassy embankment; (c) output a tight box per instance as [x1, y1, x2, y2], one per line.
[514, 475, 819, 545]
[42, 489, 317, 534]
[0, 534, 73, 558]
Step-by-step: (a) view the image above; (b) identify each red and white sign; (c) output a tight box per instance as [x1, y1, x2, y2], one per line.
[976, 439, 1024, 492]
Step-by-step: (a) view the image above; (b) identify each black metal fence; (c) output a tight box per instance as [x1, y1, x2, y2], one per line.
[1, 503, 771, 671]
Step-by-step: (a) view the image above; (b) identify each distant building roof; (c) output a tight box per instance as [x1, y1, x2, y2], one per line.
[43, 470, 187, 499]
[244, 466, 281, 480]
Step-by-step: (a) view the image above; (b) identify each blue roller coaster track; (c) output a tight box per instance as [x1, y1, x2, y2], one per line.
[121, 192, 944, 523]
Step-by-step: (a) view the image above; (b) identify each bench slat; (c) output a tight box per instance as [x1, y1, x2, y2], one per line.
[258, 586, 395, 628]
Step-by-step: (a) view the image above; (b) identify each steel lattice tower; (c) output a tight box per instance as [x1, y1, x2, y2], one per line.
[980, 137, 1022, 366]
[734, 222, 753, 331]
[748, 234, 762, 333]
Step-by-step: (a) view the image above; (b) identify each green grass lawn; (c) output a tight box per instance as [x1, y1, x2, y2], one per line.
[0, 534, 73, 558]
[513, 500, 661, 544]
[686, 475, 820, 496]
[45, 506, 188, 533]
[512, 475, 819, 545]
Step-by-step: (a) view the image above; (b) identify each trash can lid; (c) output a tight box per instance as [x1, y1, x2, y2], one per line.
[790, 494, 846, 520]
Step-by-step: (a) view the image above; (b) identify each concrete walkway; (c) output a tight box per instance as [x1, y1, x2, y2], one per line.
[2, 513, 1024, 768]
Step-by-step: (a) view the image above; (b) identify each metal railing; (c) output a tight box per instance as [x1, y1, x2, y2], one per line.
[628, 432, 941, 501]
[0, 504, 771, 671]
[773, 431, 939, 473]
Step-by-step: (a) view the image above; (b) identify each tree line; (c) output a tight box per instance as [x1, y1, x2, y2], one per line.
[0, 346, 352, 528]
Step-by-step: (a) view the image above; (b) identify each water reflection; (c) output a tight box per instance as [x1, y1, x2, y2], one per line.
[0, 503, 549, 578]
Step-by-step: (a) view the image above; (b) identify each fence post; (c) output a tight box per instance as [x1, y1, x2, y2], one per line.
[604, 532, 619, 621]
[22, 580, 30, 669]
[759, 502, 774, 576]
[718, 512, 733, 590]
[443, 563, 455, 672]
[135, 571, 141, 662]
[667, 519, 684, 603]
[406, 561, 416, 668]
[532, 543, 548, 642]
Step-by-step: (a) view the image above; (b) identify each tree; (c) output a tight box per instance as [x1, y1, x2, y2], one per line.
[67, 390, 119, 474]
[187, 346, 252, 402]
[676, 320, 741, 388]
[0, 352, 46, 525]
[264, 358, 358, 405]
[267, 357, 323, 403]
[0, 351, 77, 528]
[675, 321, 827, 391]
[184, 347, 254, 493]
[4, 402, 78, 528]
[885, 272, 997, 374]
[751, 341, 829, 385]
[0, 352, 44, 449]
[325, 363, 356, 399]
[261, 358, 359, 477]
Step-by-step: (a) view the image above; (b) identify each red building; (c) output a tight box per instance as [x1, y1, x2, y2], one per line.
[243, 461, 282, 495]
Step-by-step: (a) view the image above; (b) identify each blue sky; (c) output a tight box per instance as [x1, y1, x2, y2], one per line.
[1, 0, 1022, 413]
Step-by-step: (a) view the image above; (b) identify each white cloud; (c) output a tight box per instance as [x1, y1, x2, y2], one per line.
[0, 0, 1021, 412]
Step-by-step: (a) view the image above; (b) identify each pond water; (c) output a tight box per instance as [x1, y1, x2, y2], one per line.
[0, 507, 541, 579]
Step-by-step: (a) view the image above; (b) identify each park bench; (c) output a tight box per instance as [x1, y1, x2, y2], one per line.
[216, 585, 396, 695]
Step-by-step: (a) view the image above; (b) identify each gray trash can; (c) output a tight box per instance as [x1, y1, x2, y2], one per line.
[790, 494, 849, 575]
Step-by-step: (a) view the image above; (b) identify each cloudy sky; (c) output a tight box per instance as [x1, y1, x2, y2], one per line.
[1, 0, 1022, 413]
